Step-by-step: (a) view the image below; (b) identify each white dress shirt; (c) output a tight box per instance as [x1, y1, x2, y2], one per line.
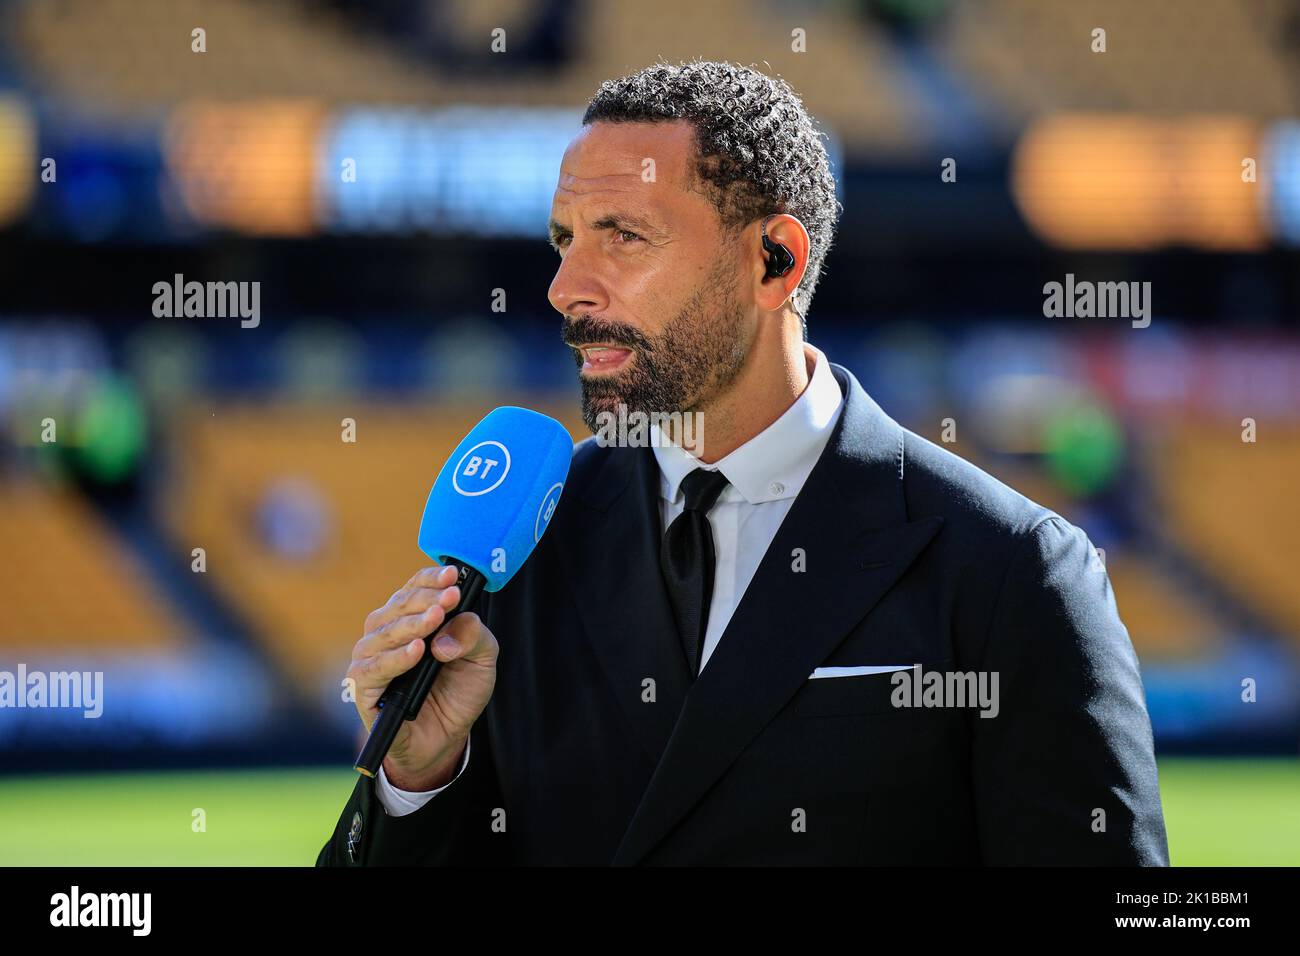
[376, 343, 845, 815]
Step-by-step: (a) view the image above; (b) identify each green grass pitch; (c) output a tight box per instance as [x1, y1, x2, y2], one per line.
[0, 758, 1295, 865]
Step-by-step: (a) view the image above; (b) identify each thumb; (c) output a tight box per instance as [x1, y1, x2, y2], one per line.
[432, 611, 488, 662]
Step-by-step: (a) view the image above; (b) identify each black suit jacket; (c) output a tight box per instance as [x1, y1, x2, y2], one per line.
[319, 362, 1169, 865]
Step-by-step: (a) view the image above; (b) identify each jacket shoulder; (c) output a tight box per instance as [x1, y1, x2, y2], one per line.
[899, 427, 1065, 546]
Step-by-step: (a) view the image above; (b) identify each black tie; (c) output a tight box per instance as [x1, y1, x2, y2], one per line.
[660, 467, 731, 679]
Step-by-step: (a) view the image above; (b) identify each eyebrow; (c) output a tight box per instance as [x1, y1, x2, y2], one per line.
[547, 212, 666, 250]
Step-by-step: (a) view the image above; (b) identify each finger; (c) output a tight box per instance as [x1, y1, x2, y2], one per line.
[403, 562, 446, 589]
[359, 582, 462, 649]
[408, 564, 461, 591]
[354, 596, 460, 659]
[350, 638, 428, 695]
[388, 585, 460, 619]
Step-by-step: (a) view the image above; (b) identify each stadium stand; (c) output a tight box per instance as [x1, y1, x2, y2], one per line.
[943, 0, 1300, 121]
[160, 400, 587, 696]
[1151, 420, 1300, 643]
[0, 479, 186, 651]
[11, 0, 925, 153]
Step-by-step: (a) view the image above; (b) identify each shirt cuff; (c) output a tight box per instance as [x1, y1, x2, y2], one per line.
[374, 736, 472, 817]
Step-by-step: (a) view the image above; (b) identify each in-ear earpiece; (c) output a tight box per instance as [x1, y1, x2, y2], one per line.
[761, 215, 795, 279]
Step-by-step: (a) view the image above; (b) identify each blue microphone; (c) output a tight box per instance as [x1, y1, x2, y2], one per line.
[355, 406, 572, 777]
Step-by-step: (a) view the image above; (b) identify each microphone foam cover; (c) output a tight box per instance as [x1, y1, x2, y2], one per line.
[417, 406, 572, 592]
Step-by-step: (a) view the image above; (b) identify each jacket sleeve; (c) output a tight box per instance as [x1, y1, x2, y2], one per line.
[970, 515, 1170, 865]
[374, 738, 471, 815]
[315, 715, 510, 866]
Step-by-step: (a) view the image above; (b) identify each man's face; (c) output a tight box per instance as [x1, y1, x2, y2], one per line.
[547, 120, 752, 434]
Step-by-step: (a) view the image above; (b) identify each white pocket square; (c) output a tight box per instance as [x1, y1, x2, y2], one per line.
[808, 664, 913, 680]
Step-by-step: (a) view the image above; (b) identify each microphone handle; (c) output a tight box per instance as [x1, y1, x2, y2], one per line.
[354, 562, 487, 778]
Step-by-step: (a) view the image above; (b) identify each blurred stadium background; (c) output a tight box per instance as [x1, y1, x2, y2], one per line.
[0, 0, 1298, 865]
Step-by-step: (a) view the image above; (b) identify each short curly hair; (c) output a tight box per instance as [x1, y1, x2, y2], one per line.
[582, 59, 841, 324]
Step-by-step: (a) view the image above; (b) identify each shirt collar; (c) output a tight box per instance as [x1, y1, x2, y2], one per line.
[652, 343, 844, 505]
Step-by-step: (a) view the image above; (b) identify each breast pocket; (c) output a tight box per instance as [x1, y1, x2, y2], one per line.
[791, 670, 907, 717]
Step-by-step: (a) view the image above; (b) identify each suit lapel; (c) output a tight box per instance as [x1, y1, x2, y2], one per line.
[611, 364, 944, 865]
[550, 442, 691, 767]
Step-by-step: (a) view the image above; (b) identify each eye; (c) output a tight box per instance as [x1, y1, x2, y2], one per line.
[614, 229, 642, 244]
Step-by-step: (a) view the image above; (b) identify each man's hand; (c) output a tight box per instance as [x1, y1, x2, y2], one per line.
[347, 564, 498, 791]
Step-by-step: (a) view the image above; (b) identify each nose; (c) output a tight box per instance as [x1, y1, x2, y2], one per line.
[547, 245, 609, 318]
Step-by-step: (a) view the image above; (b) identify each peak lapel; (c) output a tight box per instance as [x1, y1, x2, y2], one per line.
[550, 444, 691, 767]
[612, 365, 944, 865]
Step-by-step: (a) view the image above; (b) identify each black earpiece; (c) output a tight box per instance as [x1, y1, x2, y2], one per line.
[761, 215, 795, 279]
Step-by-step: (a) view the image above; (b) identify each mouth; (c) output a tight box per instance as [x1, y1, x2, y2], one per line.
[577, 343, 634, 375]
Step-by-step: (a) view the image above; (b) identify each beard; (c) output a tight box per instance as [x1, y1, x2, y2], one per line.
[562, 256, 750, 437]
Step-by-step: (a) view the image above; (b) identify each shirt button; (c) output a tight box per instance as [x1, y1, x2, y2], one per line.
[770, 481, 785, 495]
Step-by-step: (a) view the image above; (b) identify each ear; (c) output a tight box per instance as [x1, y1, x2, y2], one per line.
[754, 214, 811, 315]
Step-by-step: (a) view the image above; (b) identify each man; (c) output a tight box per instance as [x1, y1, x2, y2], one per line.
[318, 60, 1169, 866]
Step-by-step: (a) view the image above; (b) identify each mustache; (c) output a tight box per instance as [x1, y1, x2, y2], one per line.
[561, 316, 652, 352]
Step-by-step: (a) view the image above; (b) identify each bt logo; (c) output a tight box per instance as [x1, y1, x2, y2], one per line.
[535, 482, 564, 541]
[452, 440, 511, 496]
